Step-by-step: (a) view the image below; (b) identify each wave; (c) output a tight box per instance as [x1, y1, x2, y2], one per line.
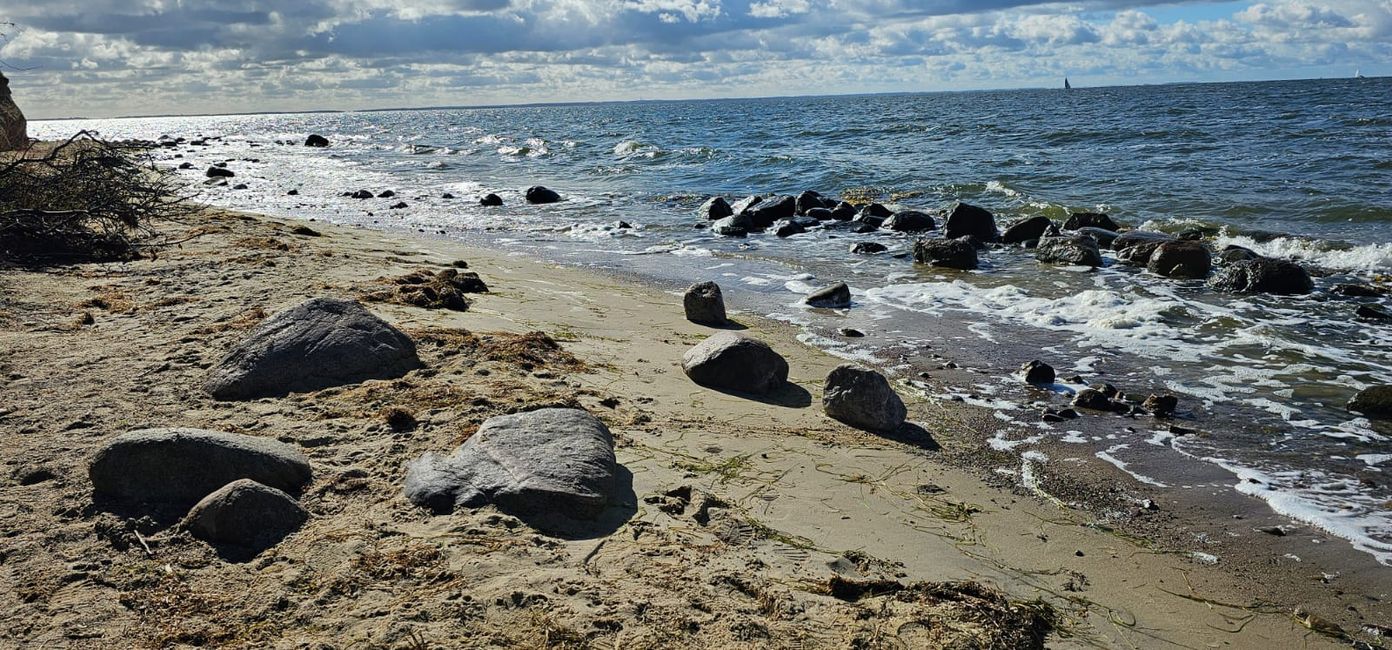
[1216, 234, 1392, 272]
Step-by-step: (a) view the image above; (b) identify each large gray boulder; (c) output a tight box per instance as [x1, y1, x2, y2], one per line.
[684, 281, 727, 325]
[681, 331, 789, 395]
[203, 298, 420, 400]
[0, 72, 26, 151]
[183, 479, 308, 554]
[404, 408, 617, 517]
[912, 238, 979, 270]
[822, 365, 907, 432]
[1208, 257, 1313, 295]
[89, 428, 312, 509]
[1036, 235, 1103, 267]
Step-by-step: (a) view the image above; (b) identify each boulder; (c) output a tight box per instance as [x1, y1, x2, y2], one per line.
[805, 282, 851, 308]
[1020, 360, 1055, 385]
[1036, 235, 1103, 267]
[525, 186, 561, 204]
[711, 214, 752, 237]
[806, 207, 833, 221]
[303, 134, 329, 147]
[183, 479, 308, 553]
[774, 219, 807, 238]
[1208, 258, 1313, 295]
[912, 238, 979, 270]
[822, 365, 907, 433]
[850, 242, 887, 255]
[1063, 212, 1120, 232]
[1075, 227, 1119, 248]
[682, 332, 788, 395]
[0, 72, 27, 151]
[1001, 216, 1054, 245]
[883, 211, 936, 233]
[796, 191, 828, 215]
[350, 189, 374, 199]
[1333, 283, 1387, 298]
[1218, 245, 1260, 264]
[1147, 240, 1212, 279]
[829, 202, 858, 221]
[378, 190, 396, 198]
[404, 409, 617, 517]
[89, 428, 312, 509]
[1348, 386, 1392, 419]
[203, 297, 421, 400]
[1073, 388, 1126, 412]
[943, 202, 998, 242]
[700, 196, 733, 220]
[852, 213, 885, 230]
[860, 203, 893, 219]
[1356, 305, 1392, 321]
[745, 195, 797, 228]
[683, 281, 727, 325]
[480, 193, 503, 207]
[730, 195, 762, 215]
[206, 166, 235, 178]
[1142, 394, 1178, 418]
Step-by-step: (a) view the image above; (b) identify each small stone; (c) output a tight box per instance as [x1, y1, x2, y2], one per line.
[804, 282, 852, 309]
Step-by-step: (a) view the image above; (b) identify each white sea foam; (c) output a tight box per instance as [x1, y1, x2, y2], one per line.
[1216, 234, 1392, 272]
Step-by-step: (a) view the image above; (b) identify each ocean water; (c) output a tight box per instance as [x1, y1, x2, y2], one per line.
[33, 77, 1392, 563]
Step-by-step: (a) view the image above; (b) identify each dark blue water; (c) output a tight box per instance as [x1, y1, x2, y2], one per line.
[33, 77, 1392, 563]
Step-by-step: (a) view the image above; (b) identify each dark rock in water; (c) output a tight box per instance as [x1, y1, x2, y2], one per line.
[404, 409, 617, 517]
[683, 281, 727, 325]
[206, 166, 235, 178]
[525, 186, 561, 204]
[183, 479, 308, 555]
[1218, 245, 1259, 264]
[1073, 388, 1126, 412]
[805, 282, 851, 309]
[1112, 230, 1173, 252]
[746, 195, 797, 228]
[860, 203, 893, 219]
[480, 193, 503, 206]
[1001, 216, 1054, 245]
[943, 202, 999, 242]
[730, 195, 762, 216]
[913, 238, 979, 270]
[389, 201, 408, 209]
[1076, 227, 1119, 248]
[796, 190, 828, 215]
[883, 210, 936, 233]
[822, 365, 907, 433]
[1020, 360, 1055, 385]
[1335, 283, 1386, 297]
[378, 190, 396, 198]
[1147, 240, 1212, 279]
[1063, 212, 1120, 232]
[699, 196, 733, 220]
[89, 428, 312, 509]
[351, 189, 374, 199]
[838, 328, 865, 337]
[1357, 304, 1392, 321]
[178, 162, 194, 169]
[774, 219, 807, 238]
[829, 202, 857, 221]
[1176, 229, 1206, 241]
[615, 221, 632, 229]
[711, 214, 752, 237]
[853, 213, 885, 229]
[1142, 394, 1178, 418]
[203, 298, 421, 400]
[442, 193, 455, 199]
[682, 332, 788, 395]
[232, 183, 248, 190]
[806, 207, 834, 221]
[304, 134, 330, 147]
[1348, 385, 1392, 419]
[1093, 383, 1121, 399]
[850, 242, 887, 255]
[1208, 258, 1313, 295]
[1036, 235, 1103, 267]
[286, 189, 299, 196]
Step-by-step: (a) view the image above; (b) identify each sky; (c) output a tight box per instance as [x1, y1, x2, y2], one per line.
[1, 0, 1389, 119]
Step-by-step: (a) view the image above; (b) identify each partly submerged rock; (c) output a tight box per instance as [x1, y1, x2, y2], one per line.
[1147, 240, 1212, 279]
[683, 281, 727, 325]
[525, 186, 561, 204]
[699, 196, 733, 220]
[682, 332, 789, 395]
[303, 134, 329, 147]
[404, 408, 617, 517]
[183, 479, 308, 554]
[1001, 216, 1054, 245]
[805, 282, 852, 309]
[822, 365, 907, 433]
[480, 193, 503, 206]
[883, 210, 936, 233]
[943, 202, 999, 242]
[850, 242, 887, 255]
[1063, 212, 1120, 232]
[1036, 235, 1103, 267]
[1020, 360, 1055, 385]
[745, 195, 797, 228]
[203, 297, 421, 400]
[1348, 386, 1392, 419]
[912, 238, 979, 270]
[1208, 257, 1313, 295]
[89, 428, 312, 509]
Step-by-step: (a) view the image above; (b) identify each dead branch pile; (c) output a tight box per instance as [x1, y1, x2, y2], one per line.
[0, 130, 197, 265]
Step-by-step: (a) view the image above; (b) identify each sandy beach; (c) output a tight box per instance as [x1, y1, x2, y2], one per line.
[1, 203, 1380, 648]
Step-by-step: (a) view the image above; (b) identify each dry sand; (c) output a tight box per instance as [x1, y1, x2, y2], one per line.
[0, 207, 1362, 648]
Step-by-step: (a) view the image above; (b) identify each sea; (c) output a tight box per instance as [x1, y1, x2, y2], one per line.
[32, 77, 1392, 565]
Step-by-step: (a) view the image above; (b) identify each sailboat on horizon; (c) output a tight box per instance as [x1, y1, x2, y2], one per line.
[1064, 77, 1072, 90]
[1356, 68, 1366, 79]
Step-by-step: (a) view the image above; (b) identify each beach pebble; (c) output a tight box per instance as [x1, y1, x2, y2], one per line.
[1147, 240, 1212, 279]
[1036, 235, 1103, 267]
[822, 364, 907, 433]
[912, 237, 979, 270]
[1208, 257, 1313, 295]
[1063, 212, 1120, 232]
[943, 202, 999, 242]
[404, 408, 617, 518]
[525, 186, 561, 204]
[203, 297, 421, 400]
[804, 282, 852, 309]
[1001, 216, 1054, 245]
[883, 210, 936, 233]
[1020, 360, 1055, 385]
[681, 332, 789, 395]
[683, 281, 727, 326]
[89, 428, 312, 509]
[183, 479, 308, 555]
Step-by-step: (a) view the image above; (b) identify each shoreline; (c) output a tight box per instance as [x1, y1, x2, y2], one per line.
[1, 205, 1380, 647]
